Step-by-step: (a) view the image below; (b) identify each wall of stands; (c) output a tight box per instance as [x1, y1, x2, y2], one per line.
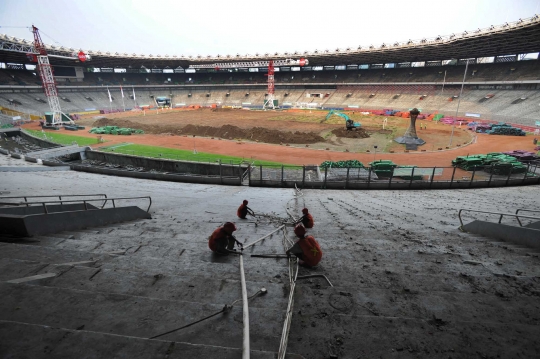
[0, 86, 538, 127]
[1, 60, 539, 87]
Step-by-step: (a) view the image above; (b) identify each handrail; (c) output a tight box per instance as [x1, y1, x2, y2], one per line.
[0, 194, 108, 207]
[515, 209, 540, 227]
[458, 208, 540, 229]
[0, 196, 152, 213]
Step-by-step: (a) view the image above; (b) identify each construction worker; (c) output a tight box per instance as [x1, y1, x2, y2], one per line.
[286, 224, 322, 267]
[208, 222, 243, 255]
[294, 208, 314, 228]
[237, 200, 255, 219]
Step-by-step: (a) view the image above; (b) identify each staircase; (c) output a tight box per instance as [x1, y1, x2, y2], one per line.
[1, 168, 540, 358]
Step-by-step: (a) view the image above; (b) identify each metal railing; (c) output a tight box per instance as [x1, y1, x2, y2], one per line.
[458, 208, 540, 229]
[0, 194, 108, 207]
[249, 163, 540, 190]
[515, 209, 540, 227]
[0, 196, 152, 213]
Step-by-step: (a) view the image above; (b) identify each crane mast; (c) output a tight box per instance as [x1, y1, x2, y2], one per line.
[32, 25, 71, 126]
[189, 58, 307, 110]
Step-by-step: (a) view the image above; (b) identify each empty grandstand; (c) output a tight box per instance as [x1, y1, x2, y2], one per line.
[0, 15, 539, 126]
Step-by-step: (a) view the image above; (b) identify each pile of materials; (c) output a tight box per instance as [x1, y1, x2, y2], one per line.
[487, 123, 526, 136]
[502, 150, 539, 162]
[369, 160, 398, 178]
[452, 155, 486, 170]
[89, 126, 144, 135]
[452, 153, 528, 174]
[473, 124, 493, 133]
[320, 160, 364, 169]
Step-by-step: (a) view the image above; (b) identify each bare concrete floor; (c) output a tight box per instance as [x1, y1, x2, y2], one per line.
[1, 153, 540, 359]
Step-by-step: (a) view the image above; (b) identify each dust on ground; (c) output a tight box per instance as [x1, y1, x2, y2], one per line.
[92, 118, 324, 144]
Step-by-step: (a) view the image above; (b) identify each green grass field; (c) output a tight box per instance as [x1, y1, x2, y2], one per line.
[99, 143, 294, 166]
[24, 129, 101, 146]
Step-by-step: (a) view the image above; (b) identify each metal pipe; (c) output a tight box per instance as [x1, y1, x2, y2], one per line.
[250, 254, 288, 258]
[239, 254, 250, 359]
[409, 167, 415, 188]
[244, 225, 285, 249]
[0, 196, 152, 213]
[515, 209, 540, 227]
[449, 166, 456, 188]
[278, 229, 298, 359]
[0, 194, 108, 200]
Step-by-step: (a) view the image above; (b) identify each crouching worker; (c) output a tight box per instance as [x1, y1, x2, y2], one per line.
[286, 224, 322, 267]
[294, 208, 314, 228]
[209, 222, 243, 255]
[237, 200, 255, 219]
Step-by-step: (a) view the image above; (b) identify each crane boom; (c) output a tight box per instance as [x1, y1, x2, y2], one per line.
[31, 25, 73, 126]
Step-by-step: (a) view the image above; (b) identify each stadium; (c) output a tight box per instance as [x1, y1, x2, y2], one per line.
[1, 7, 540, 359]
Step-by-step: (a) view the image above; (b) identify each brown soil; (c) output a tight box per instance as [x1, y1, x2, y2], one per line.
[23, 120, 536, 168]
[331, 128, 370, 139]
[92, 118, 324, 144]
[28, 109, 535, 167]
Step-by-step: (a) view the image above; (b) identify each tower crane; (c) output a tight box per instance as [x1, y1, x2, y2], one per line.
[189, 58, 308, 110]
[28, 25, 90, 126]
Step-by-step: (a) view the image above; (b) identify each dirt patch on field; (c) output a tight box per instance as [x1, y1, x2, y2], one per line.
[331, 128, 370, 138]
[92, 118, 324, 144]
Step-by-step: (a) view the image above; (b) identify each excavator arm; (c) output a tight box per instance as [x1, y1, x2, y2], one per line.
[323, 110, 361, 130]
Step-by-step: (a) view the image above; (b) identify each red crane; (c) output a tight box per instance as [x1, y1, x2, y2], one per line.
[31, 25, 68, 126]
[190, 58, 308, 110]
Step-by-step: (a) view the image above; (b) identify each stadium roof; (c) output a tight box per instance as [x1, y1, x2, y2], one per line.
[0, 15, 539, 69]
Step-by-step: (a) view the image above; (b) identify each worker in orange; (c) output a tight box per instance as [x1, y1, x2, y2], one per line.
[286, 224, 322, 267]
[208, 222, 243, 255]
[294, 208, 314, 228]
[237, 200, 255, 219]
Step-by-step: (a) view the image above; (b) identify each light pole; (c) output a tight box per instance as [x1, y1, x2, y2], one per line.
[449, 61, 469, 146]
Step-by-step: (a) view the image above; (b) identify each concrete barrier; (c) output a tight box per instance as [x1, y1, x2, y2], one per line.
[0, 206, 151, 237]
[86, 150, 246, 178]
[71, 164, 242, 186]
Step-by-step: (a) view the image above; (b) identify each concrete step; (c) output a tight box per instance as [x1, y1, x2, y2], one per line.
[0, 242, 113, 265]
[292, 283, 540, 326]
[0, 282, 285, 352]
[286, 308, 540, 359]
[0, 320, 285, 359]
[17, 262, 290, 310]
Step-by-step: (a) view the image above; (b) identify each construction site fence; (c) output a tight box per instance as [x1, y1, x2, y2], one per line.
[248, 164, 540, 190]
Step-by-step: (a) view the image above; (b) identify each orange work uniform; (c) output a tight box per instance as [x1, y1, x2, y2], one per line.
[208, 227, 234, 253]
[297, 235, 322, 267]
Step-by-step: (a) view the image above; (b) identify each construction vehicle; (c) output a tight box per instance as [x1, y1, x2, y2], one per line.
[323, 110, 361, 130]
